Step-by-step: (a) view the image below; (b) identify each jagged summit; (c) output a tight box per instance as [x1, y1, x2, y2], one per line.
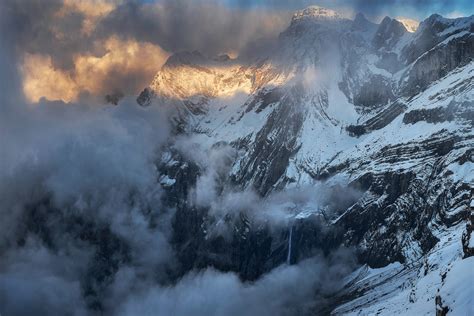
[353, 12, 370, 24]
[162, 51, 237, 70]
[352, 12, 377, 32]
[395, 17, 419, 33]
[163, 50, 208, 68]
[213, 54, 232, 62]
[138, 7, 473, 315]
[372, 16, 408, 49]
[417, 13, 474, 35]
[291, 6, 343, 23]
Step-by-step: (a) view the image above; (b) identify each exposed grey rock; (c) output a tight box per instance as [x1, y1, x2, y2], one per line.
[347, 101, 406, 136]
[232, 85, 305, 195]
[353, 75, 395, 108]
[372, 16, 407, 50]
[402, 33, 474, 96]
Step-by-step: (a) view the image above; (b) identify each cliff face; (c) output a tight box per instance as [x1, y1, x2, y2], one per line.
[16, 7, 473, 315]
[137, 9, 473, 314]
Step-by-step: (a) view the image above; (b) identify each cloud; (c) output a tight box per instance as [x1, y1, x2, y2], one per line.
[0, 239, 90, 316]
[345, 0, 472, 20]
[230, 0, 472, 21]
[1, 0, 290, 102]
[173, 139, 361, 232]
[0, 92, 357, 315]
[2, 0, 170, 102]
[20, 53, 78, 102]
[0, 2, 362, 315]
[113, 249, 356, 316]
[58, 0, 118, 35]
[21, 37, 169, 102]
[97, 0, 290, 57]
[0, 17, 176, 310]
[7, 0, 471, 103]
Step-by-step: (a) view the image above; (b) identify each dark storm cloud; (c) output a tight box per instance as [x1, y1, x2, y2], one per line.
[349, 0, 472, 19]
[3, 0, 472, 76]
[0, 13, 174, 308]
[229, 0, 472, 20]
[0, 0, 290, 101]
[114, 250, 356, 316]
[3, 0, 472, 102]
[0, 56, 356, 316]
[96, 0, 289, 57]
[2, 0, 97, 70]
[0, 0, 168, 100]
[3, 0, 287, 69]
[1, 4, 357, 314]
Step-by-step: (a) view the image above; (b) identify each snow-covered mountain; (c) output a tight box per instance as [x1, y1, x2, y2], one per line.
[396, 17, 420, 33]
[138, 7, 474, 315]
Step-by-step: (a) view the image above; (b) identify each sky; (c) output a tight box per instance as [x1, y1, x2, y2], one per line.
[223, 0, 473, 19]
[0, 1, 472, 315]
[2, 0, 472, 103]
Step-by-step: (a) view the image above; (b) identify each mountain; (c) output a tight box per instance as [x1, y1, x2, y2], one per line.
[137, 7, 474, 314]
[396, 17, 420, 33]
[138, 7, 474, 315]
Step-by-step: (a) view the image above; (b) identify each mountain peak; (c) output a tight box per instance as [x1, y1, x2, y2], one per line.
[395, 17, 419, 33]
[352, 12, 376, 31]
[164, 50, 207, 68]
[380, 16, 393, 25]
[354, 12, 368, 22]
[373, 16, 408, 49]
[292, 6, 342, 23]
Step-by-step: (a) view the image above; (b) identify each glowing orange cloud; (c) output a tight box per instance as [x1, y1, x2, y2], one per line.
[21, 54, 78, 103]
[57, 0, 118, 35]
[21, 37, 169, 103]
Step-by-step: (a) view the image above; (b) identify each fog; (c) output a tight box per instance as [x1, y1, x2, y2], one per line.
[0, 2, 361, 315]
[0, 90, 357, 316]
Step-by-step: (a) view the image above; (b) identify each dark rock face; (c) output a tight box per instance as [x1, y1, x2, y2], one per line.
[403, 101, 474, 125]
[347, 101, 406, 136]
[243, 87, 283, 114]
[402, 15, 446, 64]
[404, 105, 455, 124]
[157, 149, 280, 280]
[372, 17, 407, 50]
[172, 209, 332, 281]
[462, 191, 474, 258]
[164, 50, 208, 68]
[376, 51, 404, 73]
[353, 75, 395, 108]
[328, 131, 472, 267]
[351, 12, 376, 32]
[20, 199, 131, 311]
[402, 33, 474, 96]
[333, 171, 436, 267]
[402, 14, 472, 64]
[163, 129, 472, 275]
[105, 91, 124, 105]
[137, 87, 155, 107]
[232, 85, 305, 195]
[435, 293, 450, 316]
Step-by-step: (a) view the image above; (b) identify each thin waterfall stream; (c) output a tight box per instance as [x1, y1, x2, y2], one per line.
[287, 224, 293, 265]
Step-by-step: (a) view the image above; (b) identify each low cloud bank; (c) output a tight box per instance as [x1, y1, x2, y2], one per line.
[0, 6, 358, 314]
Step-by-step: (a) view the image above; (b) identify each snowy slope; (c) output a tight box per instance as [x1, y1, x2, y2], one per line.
[139, 7, 474, 315]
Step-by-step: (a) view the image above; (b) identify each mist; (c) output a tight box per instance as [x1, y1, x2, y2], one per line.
[1, 0, 290, 102]
[0, 55, 357, 316]
[0, 1, 365, 315]
[115, 251, 356, 316]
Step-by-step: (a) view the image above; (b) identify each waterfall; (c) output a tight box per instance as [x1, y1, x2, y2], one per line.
[287, 225, 293, 265]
